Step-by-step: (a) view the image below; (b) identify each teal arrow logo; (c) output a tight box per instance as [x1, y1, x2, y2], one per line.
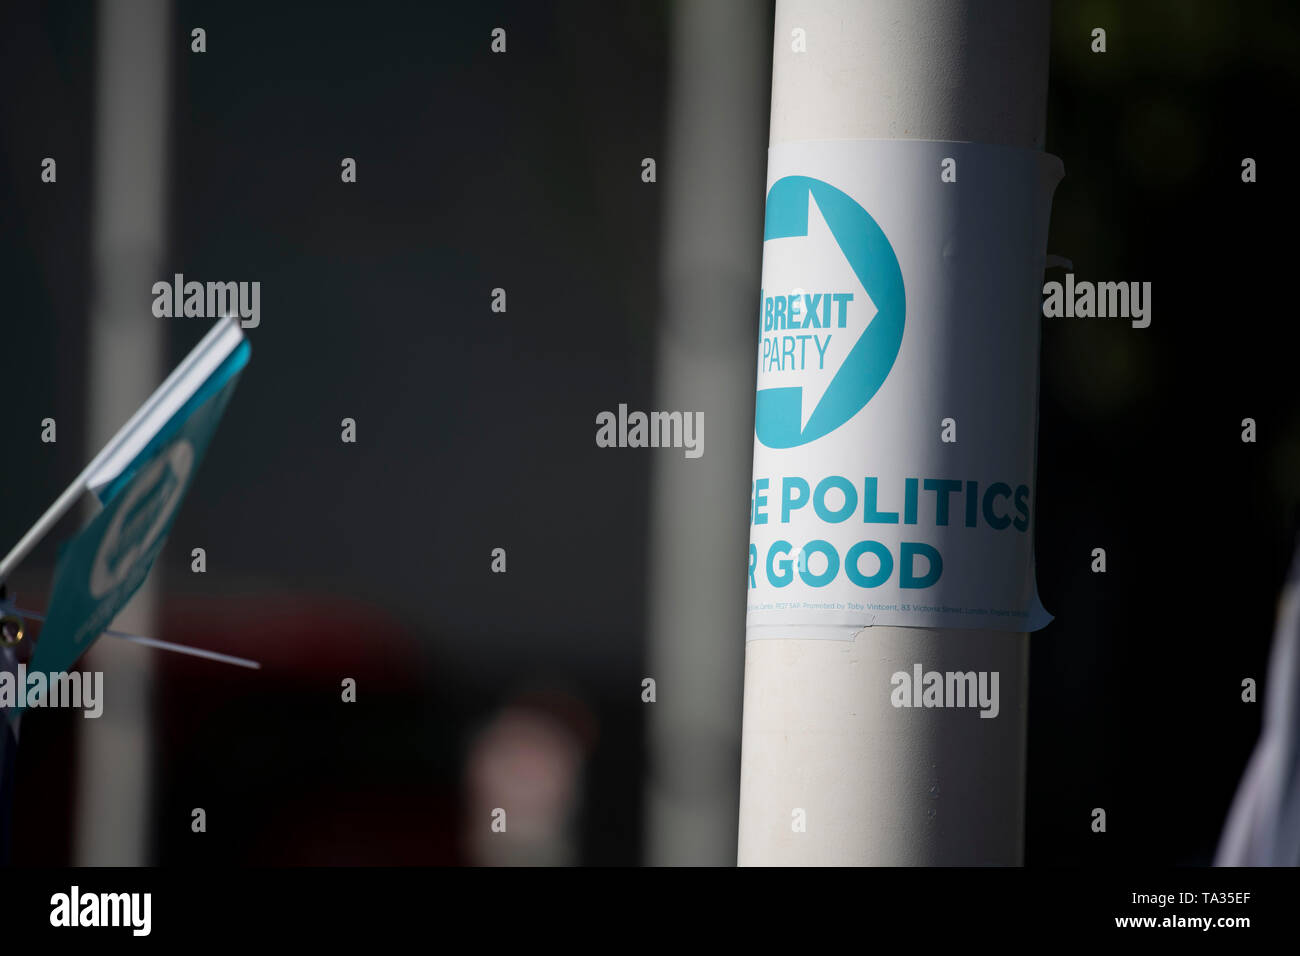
[756, 176, 905, 448]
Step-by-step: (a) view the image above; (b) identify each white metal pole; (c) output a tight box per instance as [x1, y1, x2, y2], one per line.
[738, 0, 1051, 866]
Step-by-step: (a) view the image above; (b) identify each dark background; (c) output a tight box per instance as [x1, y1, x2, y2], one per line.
[2, 0, 1297, 865]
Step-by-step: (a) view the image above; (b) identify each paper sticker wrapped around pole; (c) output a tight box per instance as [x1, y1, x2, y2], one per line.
[0, 318, 250, 710]
[748, 139, 1060, 634]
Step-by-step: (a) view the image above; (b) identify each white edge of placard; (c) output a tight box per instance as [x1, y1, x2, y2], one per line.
[84, 317, 245, 494]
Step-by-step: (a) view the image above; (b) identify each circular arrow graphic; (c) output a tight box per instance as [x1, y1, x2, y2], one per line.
[756, 176, 905, 448]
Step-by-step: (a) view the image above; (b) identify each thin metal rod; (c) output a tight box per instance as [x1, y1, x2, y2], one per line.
[6, 607, 260, 670]
[103, 632, 261, 670]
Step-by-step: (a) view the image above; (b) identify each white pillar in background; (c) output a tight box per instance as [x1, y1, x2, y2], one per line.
[738, 0, 1051, 866]
[76, 0, 171, 866]
[645, 0, 769, 865]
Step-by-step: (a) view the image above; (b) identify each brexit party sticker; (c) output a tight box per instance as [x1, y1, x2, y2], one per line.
[757, 176, 905, 449]
[748, 140, 1062, 635]
[28, 341, 249, 681]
